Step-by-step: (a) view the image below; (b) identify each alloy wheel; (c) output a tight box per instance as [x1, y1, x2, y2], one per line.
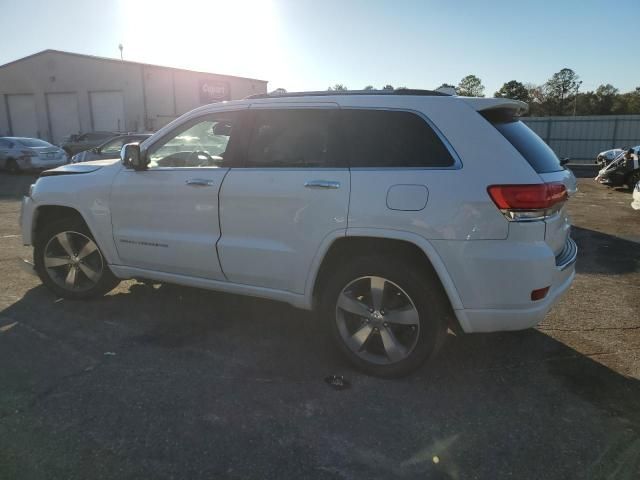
[43, 231, 104, 292]
[335, 276, 421, 365]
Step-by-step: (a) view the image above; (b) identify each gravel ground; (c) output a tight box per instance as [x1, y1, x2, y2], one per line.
[0, 172, 638, 479]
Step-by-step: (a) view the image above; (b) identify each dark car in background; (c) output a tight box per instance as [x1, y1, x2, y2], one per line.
[71, 134, 152, 163]
[60, 131, 119, 158]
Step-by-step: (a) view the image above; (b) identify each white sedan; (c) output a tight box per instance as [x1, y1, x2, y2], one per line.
[0, 137, 67, 173]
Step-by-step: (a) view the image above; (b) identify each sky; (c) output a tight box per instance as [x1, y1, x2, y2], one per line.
[1, 0, 639, 95]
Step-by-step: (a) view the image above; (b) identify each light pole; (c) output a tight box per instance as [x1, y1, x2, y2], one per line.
[573, 80, 582, 116]
[118, 44, 123, 60]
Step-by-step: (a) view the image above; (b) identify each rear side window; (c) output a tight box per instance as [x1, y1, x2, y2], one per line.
[493, 121, 562, 173]
[340, 110, 454, 168]
[246, 109, 336, 168]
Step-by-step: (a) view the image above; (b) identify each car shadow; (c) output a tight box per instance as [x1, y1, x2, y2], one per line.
[572, 226, 640, 275]
[1, 281, 640, 478]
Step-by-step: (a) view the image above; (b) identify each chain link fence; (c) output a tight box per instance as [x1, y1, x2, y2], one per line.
[522, 115, 640, 164]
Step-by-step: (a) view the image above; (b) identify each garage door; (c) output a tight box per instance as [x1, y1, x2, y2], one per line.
[46, 93, 80, 144]
[7, 94, 38, 138]
[90, 91, 125, 132]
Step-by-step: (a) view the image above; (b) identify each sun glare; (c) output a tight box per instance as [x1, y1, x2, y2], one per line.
[119, 0, 282, 80]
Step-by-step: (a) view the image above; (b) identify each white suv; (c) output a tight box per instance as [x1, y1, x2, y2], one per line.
[20, 90, 577, 377]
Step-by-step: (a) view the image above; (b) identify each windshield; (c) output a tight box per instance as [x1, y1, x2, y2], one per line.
[17, 138, 53, 148]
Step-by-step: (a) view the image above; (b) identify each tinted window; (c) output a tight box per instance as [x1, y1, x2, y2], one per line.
[340, 110, 454, 168]
[147, 112, 239, 168]
[493, 121, 562, 173]
[246, 109, 335, 168]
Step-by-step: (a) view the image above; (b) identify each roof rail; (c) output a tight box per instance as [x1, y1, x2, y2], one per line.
[245, 89, 451, 100]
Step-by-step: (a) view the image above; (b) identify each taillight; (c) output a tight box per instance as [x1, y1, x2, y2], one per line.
[487, 182, 568, 221]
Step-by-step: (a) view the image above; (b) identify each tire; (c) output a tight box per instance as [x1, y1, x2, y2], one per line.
[6, 158, 20, 174]
[320, 255, 449, 378]
[626, 170, 640, 189]
[34, 217, 120, 299]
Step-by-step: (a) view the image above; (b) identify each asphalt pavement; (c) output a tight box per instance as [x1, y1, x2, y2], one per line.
[0, 172, 638, 479]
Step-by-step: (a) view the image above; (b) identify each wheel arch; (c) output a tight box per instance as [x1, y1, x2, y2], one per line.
[32, 204, 89, 247]
[308, 228, 465, 332]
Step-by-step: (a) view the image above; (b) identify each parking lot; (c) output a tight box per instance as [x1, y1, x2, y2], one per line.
[0, 172, 638, 479]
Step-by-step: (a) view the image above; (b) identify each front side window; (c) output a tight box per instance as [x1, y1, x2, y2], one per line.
[340, 110, 455, 168]
[147, 112, 239, 168]
[246, 109, 335, 168]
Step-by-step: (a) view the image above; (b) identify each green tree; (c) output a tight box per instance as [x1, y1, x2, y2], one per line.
[494, 80, 530, 102]
[328, 84, 348, 91]
[382, 84, 394, 91]
[395, 86, 408, 90]
[544, 68, 580, 115]
[436, 83, 455, 90]
[457, 75, 485, 97]
[363, 85, 375, 90]
[592, 84, 618, 114]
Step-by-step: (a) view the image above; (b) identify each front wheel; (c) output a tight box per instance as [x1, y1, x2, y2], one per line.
[320, 256, 449, 378]
[34, 217, 120, 299]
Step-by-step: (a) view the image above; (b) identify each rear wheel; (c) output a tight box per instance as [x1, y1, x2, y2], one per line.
[320, 256, 449, 377]
[34, 217, 120, 299]
[6, 158, 20, 174]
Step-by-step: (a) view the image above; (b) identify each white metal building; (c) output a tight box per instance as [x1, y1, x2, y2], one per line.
[0, 50, 268, 143]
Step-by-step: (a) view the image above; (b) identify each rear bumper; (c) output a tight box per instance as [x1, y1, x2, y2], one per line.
[432, 236, 577, 333]
[455, 259, 575, 333]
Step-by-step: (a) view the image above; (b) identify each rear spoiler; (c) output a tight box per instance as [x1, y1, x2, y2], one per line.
[460, 98, 528, 122]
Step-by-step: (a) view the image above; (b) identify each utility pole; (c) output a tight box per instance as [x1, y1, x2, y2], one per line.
[118, 44, 124, 60]
[573, 80, 582, 116]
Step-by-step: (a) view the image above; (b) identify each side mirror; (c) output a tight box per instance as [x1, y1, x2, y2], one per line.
[120, 143, 148, 170]
[560, 157, 570, 166]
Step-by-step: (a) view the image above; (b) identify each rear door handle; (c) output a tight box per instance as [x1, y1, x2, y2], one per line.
[304, 180, 340, 189]
[186, 178, 214, 187]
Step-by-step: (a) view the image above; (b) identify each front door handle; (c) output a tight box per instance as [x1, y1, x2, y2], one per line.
[304, 180, 341, 189]
[186, 178, 214, 187]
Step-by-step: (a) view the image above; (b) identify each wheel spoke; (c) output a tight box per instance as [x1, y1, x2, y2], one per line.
[78, 262, 100, 283]
[369, 277, 386, 311]
[350, 324, 374, 351]
[379, 327, 407, 362]
[337, 292, 371, 317]
[55, 232, 75, 257]
[65, 266, 78, 288]
[384, 305, 419, 326]
[77, 241, 98, 260]
[44, 256, 72, 268]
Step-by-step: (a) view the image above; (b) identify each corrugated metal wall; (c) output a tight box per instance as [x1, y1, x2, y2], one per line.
[522, 115, 640, 163]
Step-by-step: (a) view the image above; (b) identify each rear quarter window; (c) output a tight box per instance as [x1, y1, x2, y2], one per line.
[340, 110, 455, 168]
[492, 120, 562, 174]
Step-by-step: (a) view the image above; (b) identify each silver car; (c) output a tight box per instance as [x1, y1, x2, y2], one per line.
[0, 137, 67, 173]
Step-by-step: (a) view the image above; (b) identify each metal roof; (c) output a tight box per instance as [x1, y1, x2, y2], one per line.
[0, 49, 268, 84]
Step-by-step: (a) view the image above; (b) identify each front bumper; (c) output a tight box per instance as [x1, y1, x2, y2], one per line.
[20, 195, 36, 246]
